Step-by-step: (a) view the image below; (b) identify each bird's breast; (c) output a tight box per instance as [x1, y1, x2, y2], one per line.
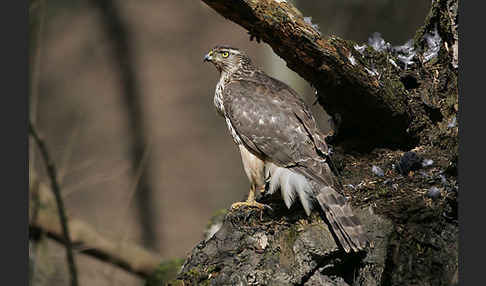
[214, 82, 225, 116]
[214, 79, 242, 145]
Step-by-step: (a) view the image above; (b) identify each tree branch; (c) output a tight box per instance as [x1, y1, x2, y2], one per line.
[200, 0, 457, 151]
[29, 122, 79, 286]
[29, 175, 163, 278]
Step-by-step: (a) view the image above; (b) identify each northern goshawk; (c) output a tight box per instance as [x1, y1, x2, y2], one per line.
[203, 46, 368, 252]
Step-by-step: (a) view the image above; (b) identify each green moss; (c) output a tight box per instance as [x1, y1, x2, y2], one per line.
[376, 186, 389, 197]
[278, 225, 299, 267]
[285, 225, 299, 246]
[206, 265, 219, 275]
[186, 267, 204, 279]
[145, 258, 184, 286]
[182, 266, 211, 285]
[381, 78, 407, 113]
[413, 1, 436, 49]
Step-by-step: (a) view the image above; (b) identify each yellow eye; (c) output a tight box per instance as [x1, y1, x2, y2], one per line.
[221, 51, 229, 58]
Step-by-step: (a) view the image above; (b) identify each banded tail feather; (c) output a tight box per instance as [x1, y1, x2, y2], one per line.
[315, 185, 369, 252]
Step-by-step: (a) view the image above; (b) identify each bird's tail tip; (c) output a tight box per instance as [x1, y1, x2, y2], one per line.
[316, 187, 370, 253]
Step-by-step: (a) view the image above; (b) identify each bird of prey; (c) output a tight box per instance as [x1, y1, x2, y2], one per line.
[203, 46, 368, 252]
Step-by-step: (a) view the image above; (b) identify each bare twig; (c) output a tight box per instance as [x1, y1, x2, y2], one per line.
[29, 121, 79, 286]
[29, 2, 47, 283]
[58, 116, 81, 184]
[29, 176, 163, 278]
[29, 0, 46, 195]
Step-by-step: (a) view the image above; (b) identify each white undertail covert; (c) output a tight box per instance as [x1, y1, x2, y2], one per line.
[266, 163, 314, 216]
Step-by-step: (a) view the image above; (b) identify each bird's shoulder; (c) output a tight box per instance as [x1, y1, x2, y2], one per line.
[224, 71, 328, 150]
[224, 70, 305, 105]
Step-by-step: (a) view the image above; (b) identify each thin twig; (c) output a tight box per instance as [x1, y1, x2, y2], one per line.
[58, 116, 81, 184]
[29, 121, 79, 286]
[29, 2, 47, 283]
[29, 0, 47, 182]
[29, 174, 164, 278]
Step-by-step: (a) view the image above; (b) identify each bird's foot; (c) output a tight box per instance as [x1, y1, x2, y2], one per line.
[230, 200, 272, 211]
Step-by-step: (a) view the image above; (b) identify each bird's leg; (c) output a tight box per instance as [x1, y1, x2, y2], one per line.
[230, 185, 271, 211]
[232, 146, 270, 210]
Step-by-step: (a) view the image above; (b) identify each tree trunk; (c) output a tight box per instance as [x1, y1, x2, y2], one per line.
[158, 0, 459, 285]
[89, 0, 160, 251]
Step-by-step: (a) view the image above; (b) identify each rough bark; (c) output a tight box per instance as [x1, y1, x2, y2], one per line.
[177, 205, 393, 286]
[176, 153, 457, 286]
[163, 0, 459, 285]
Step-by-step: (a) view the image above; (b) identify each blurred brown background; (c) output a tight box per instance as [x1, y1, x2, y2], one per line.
[29, 0, 429, 285]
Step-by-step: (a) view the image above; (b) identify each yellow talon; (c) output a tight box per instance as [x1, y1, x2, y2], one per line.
[230, 185, 271, 210]
[230, 200, 269, 210]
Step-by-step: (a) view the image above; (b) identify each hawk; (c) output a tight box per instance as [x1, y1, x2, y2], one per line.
[203, 46, 368, 252]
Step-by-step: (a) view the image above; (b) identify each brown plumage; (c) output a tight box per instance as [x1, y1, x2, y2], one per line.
[204, 46, 369, 252]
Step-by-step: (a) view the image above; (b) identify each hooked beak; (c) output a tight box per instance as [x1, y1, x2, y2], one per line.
[203, 52, 213, 63]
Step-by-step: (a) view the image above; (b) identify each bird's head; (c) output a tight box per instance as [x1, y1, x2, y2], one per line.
[203, 46, 252, 74]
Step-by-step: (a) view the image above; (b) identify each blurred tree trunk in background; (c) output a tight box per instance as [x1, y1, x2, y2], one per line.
[88, 0, 159, 251]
